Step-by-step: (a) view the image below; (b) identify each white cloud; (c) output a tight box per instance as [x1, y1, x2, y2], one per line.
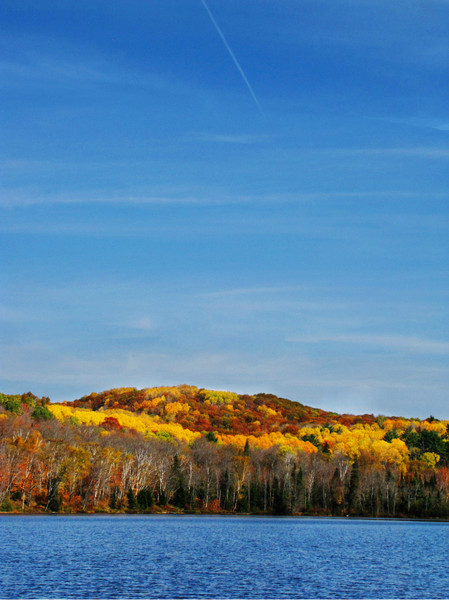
[287, 333, 449, 355]
[187, 132, 268, 144]
[386, 117, 449, 132]
[1, 184, 446, 210]
[324, 147, 449, 160]
[0, 305, 40, 323]
[125, 317, 155, 332]
[204, 285, 307, 298]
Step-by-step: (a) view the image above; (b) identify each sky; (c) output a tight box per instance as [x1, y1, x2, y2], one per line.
[1, 0, 448, 418]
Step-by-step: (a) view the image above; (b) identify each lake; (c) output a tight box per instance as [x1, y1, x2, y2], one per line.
[0, 515, 447, 599]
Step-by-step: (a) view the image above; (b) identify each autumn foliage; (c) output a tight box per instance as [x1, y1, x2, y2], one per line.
[1, 387, 448, 517]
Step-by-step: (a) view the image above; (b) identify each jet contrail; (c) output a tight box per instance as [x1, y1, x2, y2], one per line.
[200, 0, 264, 116]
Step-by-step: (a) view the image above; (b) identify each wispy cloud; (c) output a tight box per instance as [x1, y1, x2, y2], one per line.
[205, 285, 307, 298]
[0, 48, 190, 96]
[287, 333, 449, 355]
[2, 199, 447, 240]
[386, 117, 449, 133]
[334, 147, 449, 159]
[0, 55, 166, 98]
[2, 186, 446, 209]
[125, 317, 155, 332]
[0, 190, 207, 209]
[0, 305, 42, 323]
[187, 132, 268, 144]
[0, 45, 214, 106]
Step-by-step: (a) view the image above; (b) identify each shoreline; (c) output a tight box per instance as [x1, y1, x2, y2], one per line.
[1, 510, 449, 522]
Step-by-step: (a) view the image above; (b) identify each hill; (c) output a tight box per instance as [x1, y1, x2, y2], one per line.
[1, 387, 449, 517]
[68, 384, 379, 431]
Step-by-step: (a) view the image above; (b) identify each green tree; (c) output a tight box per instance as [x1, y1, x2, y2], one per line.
[243, 439, 250, 456]
[237, 485, 249, 512]
[137, 487, 154, 511]
[127, 488, 137, 510]
[293, 465, 305, 512]
[109, 486, 119, 510]
[32, 405, 54, 420]
[205, 431, 218, 443]
[171, 455, 187, 508]
[1, 396, 22, 414]
[419, 429, 445, 455]
[272, 477, 288, 515]
[46, 478, 61, 512]
[347, 460, 360, 512]
[384, 428, 399, 443]
[220, 469, 232, 511]
[301, 434, 320, 449]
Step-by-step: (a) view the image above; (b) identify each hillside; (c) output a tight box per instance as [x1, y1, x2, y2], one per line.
[52, 385, 383, 451]
[69, 384, 378, 432]
[1, 387, 449, 517]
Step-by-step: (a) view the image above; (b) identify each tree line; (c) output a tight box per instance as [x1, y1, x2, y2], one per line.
[1, 392, 449, 518]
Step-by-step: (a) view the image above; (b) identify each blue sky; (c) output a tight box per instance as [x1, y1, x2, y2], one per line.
[1, 0, 448, 418]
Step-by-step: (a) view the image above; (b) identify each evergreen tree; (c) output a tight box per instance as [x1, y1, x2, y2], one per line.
[47, 493, 61, 512]
[250, 480, 262, 512]
[127, 487, 137, 510]
[347, 459, 360, 512]
[137, 487, 154, 511]
[171, 455, 187, 508]
[294, 466, 305, 512]
[243, 439, 250, 456]
[31, 405, 54, 420]
[311, 478, 322, 510]
[237, 485, 249, 513]
[46, 477, 61, 512]
[220, 469, 232, 511]
[272, 477, 288, 515]
[109, 486, 119, 510]
[330, 468, 344, 514]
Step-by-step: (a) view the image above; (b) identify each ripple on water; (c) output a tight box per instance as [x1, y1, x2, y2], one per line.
[0, 516, 448, 599]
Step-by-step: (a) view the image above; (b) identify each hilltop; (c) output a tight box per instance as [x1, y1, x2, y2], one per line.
[68, 384, 378, 432]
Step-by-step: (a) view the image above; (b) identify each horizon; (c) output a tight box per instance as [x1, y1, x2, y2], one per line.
[1, 0, 448, 419]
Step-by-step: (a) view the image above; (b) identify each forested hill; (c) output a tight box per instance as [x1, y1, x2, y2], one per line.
[1, 387, 449, 517]
[68, 385, 378, 435]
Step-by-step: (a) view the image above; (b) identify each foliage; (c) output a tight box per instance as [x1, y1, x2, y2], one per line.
[0, 395, 22, 415]
[127, 488, 137, 510]
[137, 488, 154, 511]
[32, 406, 54, 421]
[1, 385, 449, 517]
[0, 392, 51, 416]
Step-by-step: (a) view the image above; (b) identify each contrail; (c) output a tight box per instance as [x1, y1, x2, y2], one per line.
[200, 0, 264, 116]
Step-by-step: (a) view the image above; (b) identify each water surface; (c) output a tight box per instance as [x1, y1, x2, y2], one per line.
[0, 515, 447, 599]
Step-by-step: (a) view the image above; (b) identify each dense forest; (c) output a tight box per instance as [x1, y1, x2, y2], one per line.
[1, 386, 449, 518]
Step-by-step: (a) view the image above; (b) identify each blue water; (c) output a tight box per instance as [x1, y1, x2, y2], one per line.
[0, 515, 447, 599]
